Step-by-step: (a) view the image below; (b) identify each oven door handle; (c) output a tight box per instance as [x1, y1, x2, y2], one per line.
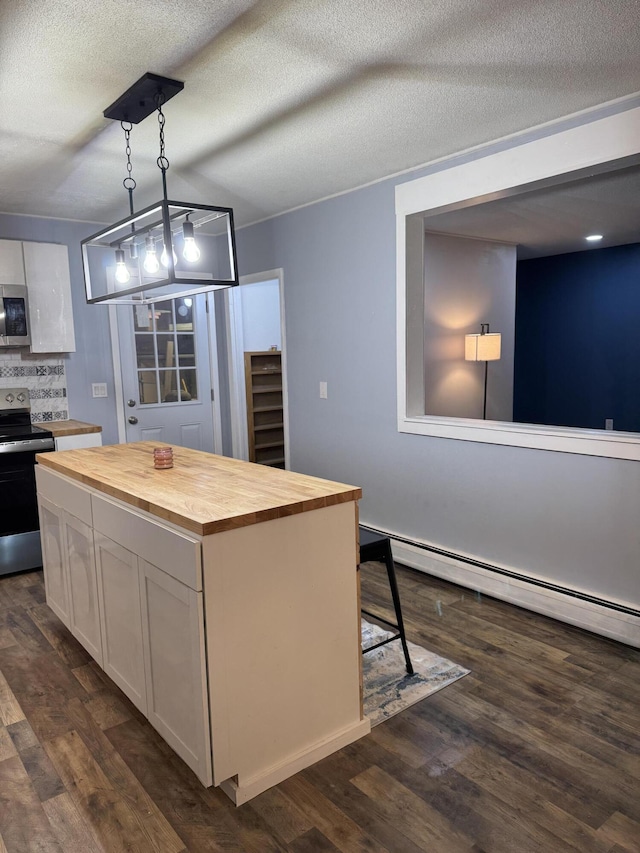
[0, 438, 55, 454]
[0, 299, 5, 337]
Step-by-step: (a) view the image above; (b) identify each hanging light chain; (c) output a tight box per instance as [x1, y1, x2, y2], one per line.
[121, 121, 136, 218]
[155, 91, 170, 173]
[121, 121, 136, 189]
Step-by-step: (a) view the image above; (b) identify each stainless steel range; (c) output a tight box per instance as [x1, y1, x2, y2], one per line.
[0, 388, 55, 575]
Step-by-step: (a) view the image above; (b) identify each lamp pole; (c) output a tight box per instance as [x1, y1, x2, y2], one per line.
[483, 360, 488, 420]
[481, 323, 489, 420]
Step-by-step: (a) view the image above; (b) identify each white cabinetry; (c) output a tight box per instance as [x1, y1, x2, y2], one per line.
[36, 470, 102, 664]
[36, 455, 365, 802]
[22, 241, 76, 352]
[139, 559, 212, 784]
[90, 494, 211, 782]
[54, 432, 102, 452]
[0, 239, 75, 351]
[36, 465, 211, 785]
[64, 512, 102, 664]
[38, 495, 70, 625]
[0, 239, 26, 285]
[94, 534, 147, 713]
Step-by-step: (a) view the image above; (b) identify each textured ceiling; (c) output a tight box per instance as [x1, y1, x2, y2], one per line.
[1, 0, 640, 227]
[424, 164, 640, 259]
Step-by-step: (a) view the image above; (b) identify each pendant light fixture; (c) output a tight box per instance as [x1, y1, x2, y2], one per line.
[81, 72, 239, 305]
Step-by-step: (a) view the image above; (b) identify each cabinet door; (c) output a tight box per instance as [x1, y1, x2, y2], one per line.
[22, 241, 76, 352]
[64, 512, 102, 665]
[38, 496, 70, 628]
[139, 560, 212, 785]
[94, 534, 146, 713]
[54, 433, 103, 452]
[0, 240, 25, 285]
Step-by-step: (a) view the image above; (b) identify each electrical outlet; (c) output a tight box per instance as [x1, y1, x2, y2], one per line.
[319, 381, 328, 399]
[605, 418, 614, 430]
[92, 383, 108, 398]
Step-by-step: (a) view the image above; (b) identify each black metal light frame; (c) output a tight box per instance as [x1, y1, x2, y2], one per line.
[82, 73, 239, 305]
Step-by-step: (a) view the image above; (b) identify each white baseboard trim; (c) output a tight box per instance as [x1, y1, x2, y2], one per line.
[388, 537, 640, 649]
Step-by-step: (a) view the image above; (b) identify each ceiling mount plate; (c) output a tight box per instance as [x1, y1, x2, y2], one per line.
[103, 72, 184, 124]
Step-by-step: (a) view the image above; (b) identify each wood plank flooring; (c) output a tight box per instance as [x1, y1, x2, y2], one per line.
[0, 565, 639, 852]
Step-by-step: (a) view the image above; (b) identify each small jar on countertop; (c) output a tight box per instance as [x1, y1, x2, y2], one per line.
[153, 446, 174, 469]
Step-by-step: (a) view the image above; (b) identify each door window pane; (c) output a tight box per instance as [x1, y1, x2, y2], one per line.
[154, 301, 175, 331]
[132, 299, 199, 405]
[179, 370, 198, 401]
[135, 335, 156, 369]
[157, 334, 175, 369]
[160, 370, 179, 402]
[175, 298, 194, 331]
[177, 334, 195, 366]
[133, 305, 153, 331]
[138, 371, 159, 404]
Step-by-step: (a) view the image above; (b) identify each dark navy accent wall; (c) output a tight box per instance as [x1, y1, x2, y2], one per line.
[514, 243, 640, 431]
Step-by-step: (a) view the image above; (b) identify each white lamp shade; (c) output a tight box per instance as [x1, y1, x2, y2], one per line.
[465, 332, 501, 361]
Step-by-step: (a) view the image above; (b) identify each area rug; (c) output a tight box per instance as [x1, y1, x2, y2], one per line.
[362, 619, 470, 727]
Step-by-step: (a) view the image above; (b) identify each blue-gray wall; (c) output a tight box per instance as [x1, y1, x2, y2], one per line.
[0, 214, 119, 444]
[235, 168, 640, 609]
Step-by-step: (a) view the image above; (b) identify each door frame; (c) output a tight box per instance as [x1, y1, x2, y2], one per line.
[109, 297, 223, 453]
[224, 268, 290, 466]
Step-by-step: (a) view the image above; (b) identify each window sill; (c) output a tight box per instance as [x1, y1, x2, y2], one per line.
[399, 413, 640, 461]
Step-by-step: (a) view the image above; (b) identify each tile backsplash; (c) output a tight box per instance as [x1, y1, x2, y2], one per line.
[0, 350, 67, 422]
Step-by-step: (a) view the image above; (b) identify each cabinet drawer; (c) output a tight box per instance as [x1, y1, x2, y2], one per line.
[35, 466, 92, 526]
[91, 495, 202, 591]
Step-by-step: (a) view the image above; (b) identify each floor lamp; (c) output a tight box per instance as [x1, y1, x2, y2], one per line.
[465, 323, 502, 419]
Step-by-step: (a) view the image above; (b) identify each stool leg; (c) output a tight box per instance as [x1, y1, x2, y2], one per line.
[383, 540, 414, 675]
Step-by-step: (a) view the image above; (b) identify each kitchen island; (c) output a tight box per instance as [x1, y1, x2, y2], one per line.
[35, 442, 369, 804]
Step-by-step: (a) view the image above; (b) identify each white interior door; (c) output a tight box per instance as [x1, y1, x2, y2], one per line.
[117, 295, 216, 450]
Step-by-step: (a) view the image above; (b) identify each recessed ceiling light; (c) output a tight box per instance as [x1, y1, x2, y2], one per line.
[585, 234, 603, 242]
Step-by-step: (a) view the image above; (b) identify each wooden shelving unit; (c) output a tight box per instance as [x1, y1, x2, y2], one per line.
[244, 351, 285, 467]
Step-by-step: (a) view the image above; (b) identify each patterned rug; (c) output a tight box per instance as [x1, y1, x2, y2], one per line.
[362, 619, 470, 727]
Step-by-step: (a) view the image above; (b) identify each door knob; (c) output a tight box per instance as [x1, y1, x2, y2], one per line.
[127, 399, 136, 407]
[128, 416, 138, 424]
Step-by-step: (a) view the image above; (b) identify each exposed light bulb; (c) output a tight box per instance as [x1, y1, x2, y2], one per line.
[143, 236, 160, 274]
[160, 244, 178, 268]
[182, 218, 200, 262]
[114, 248, 130, 284]
[183, 237, 200, 263]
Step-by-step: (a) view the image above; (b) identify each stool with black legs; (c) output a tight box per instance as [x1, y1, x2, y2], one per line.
[359, 526, 414, 675]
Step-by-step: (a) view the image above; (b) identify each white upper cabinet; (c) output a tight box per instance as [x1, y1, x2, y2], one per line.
[22, 241, 76, 352]
[0, 239, 26, 285]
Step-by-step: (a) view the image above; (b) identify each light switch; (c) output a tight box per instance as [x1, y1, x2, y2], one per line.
[319, 381, 328, 399]
[92, 383, 108, 398]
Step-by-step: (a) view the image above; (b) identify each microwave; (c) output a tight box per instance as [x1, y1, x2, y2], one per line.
[0, 285, 30, 347]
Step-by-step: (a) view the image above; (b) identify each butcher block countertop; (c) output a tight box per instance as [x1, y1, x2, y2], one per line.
[36, 441, 361, 536]
[46, 419, 102, 437]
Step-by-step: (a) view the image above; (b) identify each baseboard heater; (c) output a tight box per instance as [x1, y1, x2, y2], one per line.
[362, 525, 640, 647]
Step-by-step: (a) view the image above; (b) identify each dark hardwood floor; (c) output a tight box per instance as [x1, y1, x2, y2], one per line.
[0, 563, 639, 852]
